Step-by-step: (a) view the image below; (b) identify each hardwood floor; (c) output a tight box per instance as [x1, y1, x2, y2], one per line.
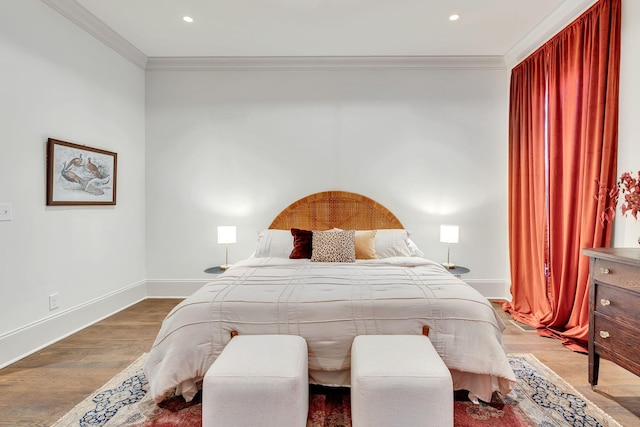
[0, 299, 180, 427]
[0, 298, 639, 426]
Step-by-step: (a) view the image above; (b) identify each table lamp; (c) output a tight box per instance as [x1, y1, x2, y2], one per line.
[218, 226, 236, 270]
[440, 225, 459, 269]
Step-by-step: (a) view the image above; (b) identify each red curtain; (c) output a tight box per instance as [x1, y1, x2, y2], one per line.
[505, 0, 620, 352]
[505, 50, 550, 328]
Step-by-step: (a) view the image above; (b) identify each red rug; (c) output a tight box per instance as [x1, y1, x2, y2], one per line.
[135, 387, 531, 427]
[52, 353, 623, 427]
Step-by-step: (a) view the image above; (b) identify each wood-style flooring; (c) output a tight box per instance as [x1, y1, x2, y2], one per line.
[0, 299, 639, 426]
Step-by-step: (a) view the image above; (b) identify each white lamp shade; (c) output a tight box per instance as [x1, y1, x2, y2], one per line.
[440, 225, 459, 244]
[217, 226, 236, 244]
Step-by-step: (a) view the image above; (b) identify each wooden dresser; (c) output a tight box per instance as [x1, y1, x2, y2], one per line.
[583, 248, 640, 386]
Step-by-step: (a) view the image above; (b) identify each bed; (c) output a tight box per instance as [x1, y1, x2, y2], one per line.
[144, 191, 516, 404]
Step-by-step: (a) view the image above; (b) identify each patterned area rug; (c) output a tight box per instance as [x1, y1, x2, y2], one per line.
[52, 353, 622, 427]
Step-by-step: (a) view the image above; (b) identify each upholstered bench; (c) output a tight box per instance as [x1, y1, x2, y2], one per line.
[202, 334, 309, 427]
[350, 335, 453, 427]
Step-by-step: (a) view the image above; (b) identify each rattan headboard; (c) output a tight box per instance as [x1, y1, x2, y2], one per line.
[269, 191, 404, 230]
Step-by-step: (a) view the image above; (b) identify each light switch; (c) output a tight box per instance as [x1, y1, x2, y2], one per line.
[0, 203, 12, 221]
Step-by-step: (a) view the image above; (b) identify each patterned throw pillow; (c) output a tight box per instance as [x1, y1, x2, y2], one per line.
[311, 230, 356, 263]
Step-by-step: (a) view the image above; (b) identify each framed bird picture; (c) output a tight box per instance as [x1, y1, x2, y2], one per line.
[46, 138, 117, 205]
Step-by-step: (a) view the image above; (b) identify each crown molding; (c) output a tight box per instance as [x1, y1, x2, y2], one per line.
[503, 0, 597, 70]
[145, 55, 506, 71]
[41, 0, 147, 70]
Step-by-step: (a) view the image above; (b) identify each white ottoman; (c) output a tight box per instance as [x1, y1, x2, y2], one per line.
[351, 335, 453, 427]
[203, 335, 308, 427]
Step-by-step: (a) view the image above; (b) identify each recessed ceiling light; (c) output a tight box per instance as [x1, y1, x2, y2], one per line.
[449, 14, 460, 21]
[183, 16, 194, 23]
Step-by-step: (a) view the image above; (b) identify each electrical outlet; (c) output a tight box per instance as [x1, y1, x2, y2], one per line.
[0, 203, 11, 221]
[49, 293, 59, 311]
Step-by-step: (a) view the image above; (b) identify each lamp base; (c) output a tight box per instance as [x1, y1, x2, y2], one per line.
[442, 262, 456, 269]
[219, 264, 232, 271]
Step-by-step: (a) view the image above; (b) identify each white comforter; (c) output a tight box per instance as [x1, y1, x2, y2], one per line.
[144, 257, 516, 403]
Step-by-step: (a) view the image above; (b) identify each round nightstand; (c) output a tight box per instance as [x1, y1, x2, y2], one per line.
[204, 266, 224, 274]
[447, 265, 470, 278]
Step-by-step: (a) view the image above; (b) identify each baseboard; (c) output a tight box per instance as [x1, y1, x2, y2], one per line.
[465, 279, 512, 301]
[0, 279, 209, 369]
[0, 280, 148, 369]
[145, 280, 207, 298]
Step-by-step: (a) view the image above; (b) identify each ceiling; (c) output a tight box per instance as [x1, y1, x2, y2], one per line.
[50, 0, 594, 61]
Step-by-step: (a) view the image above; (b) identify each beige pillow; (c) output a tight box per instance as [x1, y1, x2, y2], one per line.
[311, 230, 356, 263]
[355, 230, 377, 259]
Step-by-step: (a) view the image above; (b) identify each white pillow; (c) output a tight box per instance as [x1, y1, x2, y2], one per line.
[254, 229, 294, 258]
[407, 238, 424, 258]
[356, 229, 412, 258]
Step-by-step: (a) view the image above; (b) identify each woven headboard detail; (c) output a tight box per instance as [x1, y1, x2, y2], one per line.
[269, 191, 404, 231]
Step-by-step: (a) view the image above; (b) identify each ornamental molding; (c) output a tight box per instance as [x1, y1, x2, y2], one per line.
[41, 0, 147, 69]
[145, 56, 506, 71]
[504, 0, 598, 70]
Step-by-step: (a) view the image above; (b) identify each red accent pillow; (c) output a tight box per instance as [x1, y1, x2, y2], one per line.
[290, 228, 313, 259]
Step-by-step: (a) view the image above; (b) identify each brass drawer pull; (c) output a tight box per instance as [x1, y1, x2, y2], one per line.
[600, 299, 611, 306]
[599, 331, 610, 339]
[599, 267, 611, 274]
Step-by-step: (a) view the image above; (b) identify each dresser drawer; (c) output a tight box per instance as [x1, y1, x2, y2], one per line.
[594, 259, 640, 289]
[594, 283, 640, 327]
[585, 248, 640, 386]
[593, 313, 639, 362]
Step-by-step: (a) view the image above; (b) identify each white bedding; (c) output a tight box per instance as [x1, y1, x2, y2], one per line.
[144, 256, 516, 403]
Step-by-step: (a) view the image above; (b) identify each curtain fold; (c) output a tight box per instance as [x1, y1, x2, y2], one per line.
[505, 0, 620, 352]
[504, 51, 550, 328]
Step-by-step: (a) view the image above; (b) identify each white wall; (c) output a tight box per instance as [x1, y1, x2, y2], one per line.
[0, 1, 146, 364]
[615, 0, 640, 247]
[145, 65, 510, 282]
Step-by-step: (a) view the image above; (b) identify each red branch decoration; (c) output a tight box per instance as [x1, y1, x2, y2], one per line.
[596, 170, 640, 226]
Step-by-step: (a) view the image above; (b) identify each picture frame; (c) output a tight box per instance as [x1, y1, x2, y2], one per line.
[46, 138, 117, 206]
